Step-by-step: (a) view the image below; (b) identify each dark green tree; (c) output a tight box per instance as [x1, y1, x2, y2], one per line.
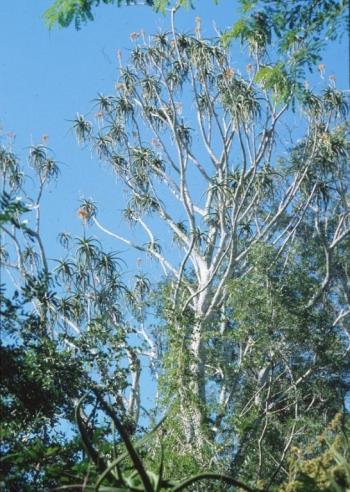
[0, 141, 144, 489]
[0, 191, 85, 490]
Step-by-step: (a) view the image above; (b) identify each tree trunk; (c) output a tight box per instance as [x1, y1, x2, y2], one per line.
[179, 287, 210, 450]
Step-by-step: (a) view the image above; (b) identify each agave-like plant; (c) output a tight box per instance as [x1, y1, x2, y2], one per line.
[64, 389, 263, 492]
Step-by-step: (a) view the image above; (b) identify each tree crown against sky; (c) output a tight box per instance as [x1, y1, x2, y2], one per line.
[1, 1, 350, 491]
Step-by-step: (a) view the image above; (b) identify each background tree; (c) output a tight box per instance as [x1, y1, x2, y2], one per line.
[0, 190, 84, 490]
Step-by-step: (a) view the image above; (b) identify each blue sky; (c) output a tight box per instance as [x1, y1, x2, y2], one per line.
[0, 1, 347, 273]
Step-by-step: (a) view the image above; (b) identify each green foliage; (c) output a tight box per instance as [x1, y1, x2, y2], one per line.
[0, 192, 29, 227]
[223, 0, 347, 78]
[63, 391, 261, 491]
[254, 63, 292, 104]
[224, 242, 349, 485]
[0, 286, 86, 490]
[43, 0, 154, 30]
[222, 12, 271, 52]
[153, 0, 194, 15]
[43, 0, 195, 29]
[280, 414, 350, 492]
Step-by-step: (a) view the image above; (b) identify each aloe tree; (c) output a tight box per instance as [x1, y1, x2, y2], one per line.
[64, 9, 350, 463]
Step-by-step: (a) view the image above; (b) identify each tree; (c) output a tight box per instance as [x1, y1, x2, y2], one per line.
[65, 21, 349, 484]
[0, 192, 84, 490]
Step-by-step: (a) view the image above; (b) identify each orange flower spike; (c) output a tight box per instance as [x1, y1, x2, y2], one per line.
[77, 208, 90, 222]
